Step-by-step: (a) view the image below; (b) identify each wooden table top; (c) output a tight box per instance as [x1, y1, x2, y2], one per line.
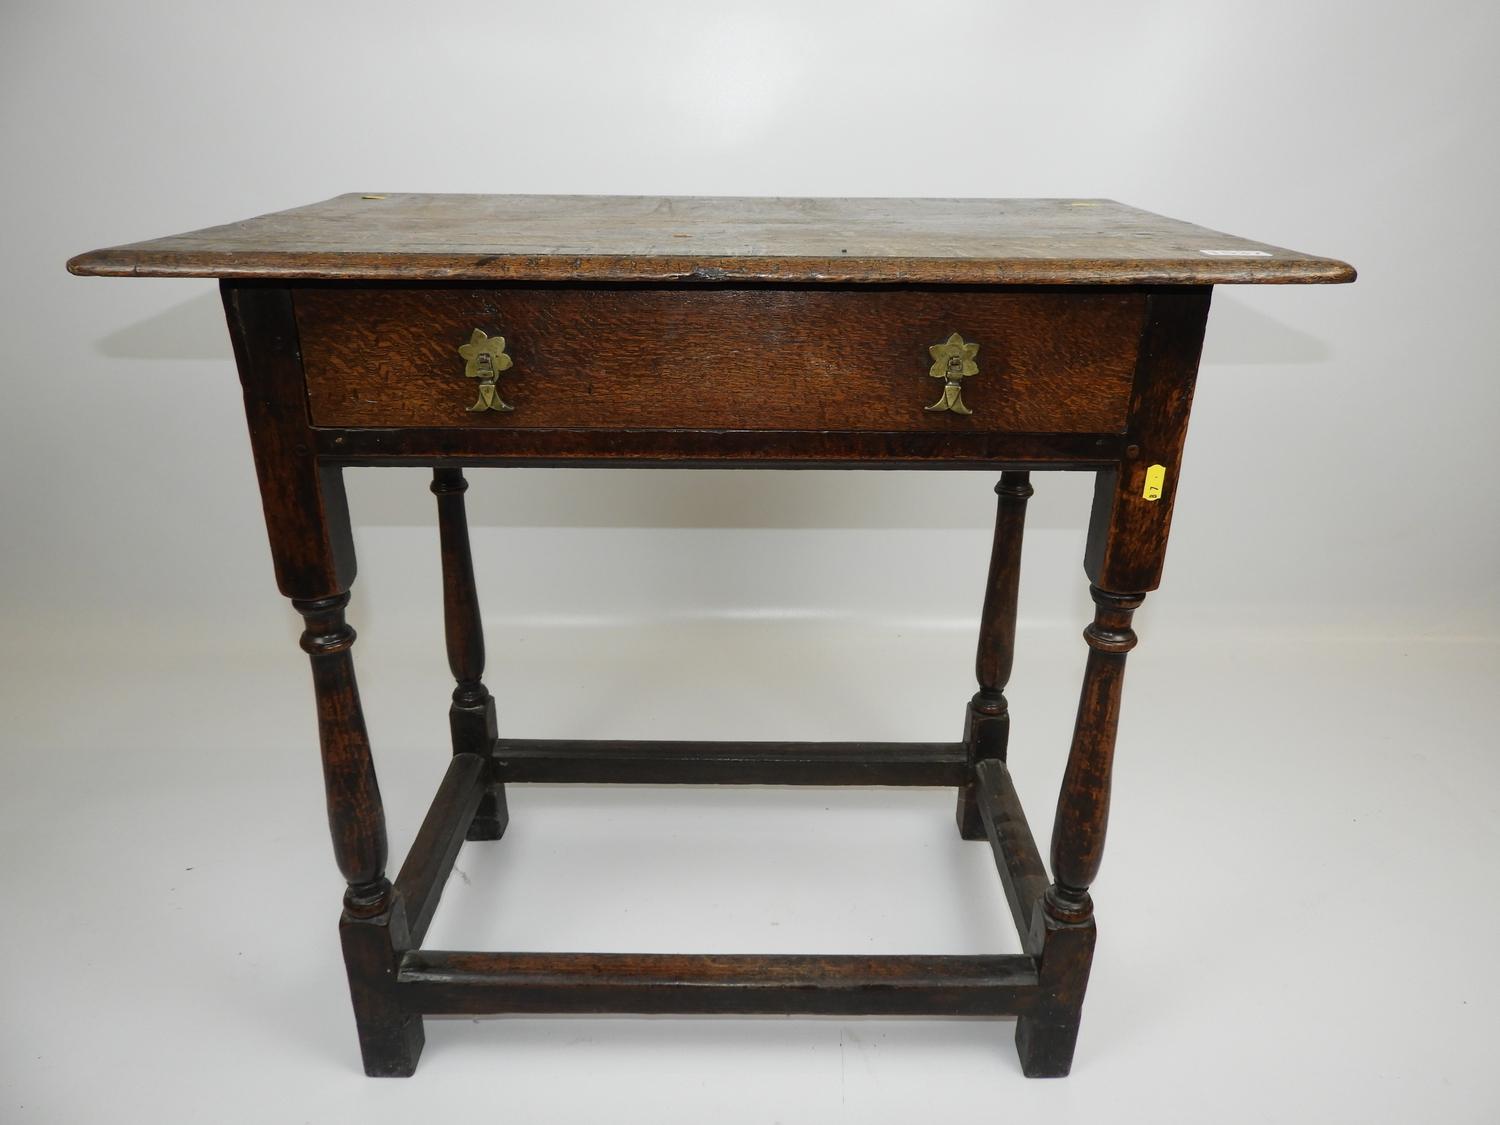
[67, 194, 1354, 286]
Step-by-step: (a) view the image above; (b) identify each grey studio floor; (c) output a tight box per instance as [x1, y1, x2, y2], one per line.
[4, 581, 1496, 1122]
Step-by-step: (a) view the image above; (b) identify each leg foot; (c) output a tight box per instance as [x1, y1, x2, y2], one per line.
[453, 689, 506, 841]
[1015, 1016, 1083, 1078]
[1013, 891, 1097, 1077]
[957, 694, 1008, 840]
[466, 786, 510, 841]
[956, 799, 986, 841]
[353, 1007, 425, 1078]
[340, 891, 425, 1077]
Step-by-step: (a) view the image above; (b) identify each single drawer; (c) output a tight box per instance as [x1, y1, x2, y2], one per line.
[295, 286, 1145, 433]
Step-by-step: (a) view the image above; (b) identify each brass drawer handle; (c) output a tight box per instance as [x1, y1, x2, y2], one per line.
[925, 332, 979, 416]
[458, 329, 514, 412]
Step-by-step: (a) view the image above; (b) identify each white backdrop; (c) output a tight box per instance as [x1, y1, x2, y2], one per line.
[4, 2, 1499, 1123]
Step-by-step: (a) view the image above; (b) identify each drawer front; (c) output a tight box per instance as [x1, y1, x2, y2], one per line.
[296, 287, 1144, 433]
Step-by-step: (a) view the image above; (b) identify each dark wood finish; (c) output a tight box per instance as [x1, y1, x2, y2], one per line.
[224, 283, 388, 905]
[974, 759, 1049, 956]
[317, 426, 1126, 468]
[1014, 586, 1143, 1077]
[1085, 288, 1211, 592]
[392, 752, 486, 948]
[1047, 587, 1144, 920]
[222, 283, 354, 597]
[340, 896, 424, 1078]
[72, 195, 1353, 1080]
[495, 739, 968, 786]
[293, 586, 422, 1077]
[1012, 283, 1215, 1075]
[69, 194, 1355, 285]
[395, 951, 1040, 1016]
[957, 471, 1034, 838]
[296, 285, 1143, 434]
[224, 282, 423, 1076]
[1015, 910, 1096, 1078]
[431, 468, 507, 840]
[292, 594, 389, 902]
[1011, 286, 1213, 1075]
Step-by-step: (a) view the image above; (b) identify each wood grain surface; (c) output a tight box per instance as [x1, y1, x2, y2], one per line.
[394, 951, 1040, 1016]
[296, 284, 1144, 432]
[67, 194, 1356, 285]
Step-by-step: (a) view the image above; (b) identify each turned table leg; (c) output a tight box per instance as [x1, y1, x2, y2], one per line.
[1015, 584, 1141, 1077]
[958, 471, 1033, 839]
[296, 593, 424, 1076]
[224, 282, 423, 1076]
[431, 468, 507, 840]
[1015, 288, 1211, 1076]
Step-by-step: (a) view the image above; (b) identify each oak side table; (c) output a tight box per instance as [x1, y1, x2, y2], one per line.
[69, 195, 1353, 1077]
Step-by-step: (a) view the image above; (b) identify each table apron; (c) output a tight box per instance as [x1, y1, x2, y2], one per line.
[310, 426, 1126, 468]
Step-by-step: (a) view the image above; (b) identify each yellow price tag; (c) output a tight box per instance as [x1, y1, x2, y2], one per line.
[1143, 464, 1166, 501]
